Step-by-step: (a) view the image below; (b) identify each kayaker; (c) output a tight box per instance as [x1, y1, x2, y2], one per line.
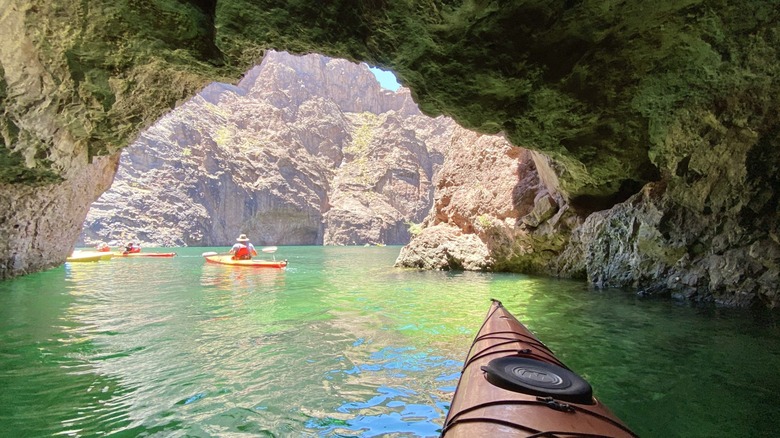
[123, 242, 141, 254]
[229, 234, 258, 260]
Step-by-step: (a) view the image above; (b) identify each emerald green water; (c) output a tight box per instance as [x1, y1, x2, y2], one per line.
[1, 246, 778, 437]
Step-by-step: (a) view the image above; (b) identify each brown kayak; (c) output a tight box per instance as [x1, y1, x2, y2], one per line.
[441, 299, 638, 437]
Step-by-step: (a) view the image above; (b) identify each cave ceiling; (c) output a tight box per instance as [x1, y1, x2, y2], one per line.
[1, 0, 777, 206]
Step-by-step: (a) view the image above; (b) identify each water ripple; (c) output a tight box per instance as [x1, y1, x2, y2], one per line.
[2, 247, 779, 437]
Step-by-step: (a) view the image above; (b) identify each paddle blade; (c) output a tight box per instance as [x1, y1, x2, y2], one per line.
[262, 246, 278, 253]
[202, 251, 218, 257]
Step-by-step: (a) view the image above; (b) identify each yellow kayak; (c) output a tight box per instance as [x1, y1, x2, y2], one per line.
[66, 251, 114, 262]
[66, 253, 103, 263]
[203, 254, 288, 268]
[111, 251, 177, 258]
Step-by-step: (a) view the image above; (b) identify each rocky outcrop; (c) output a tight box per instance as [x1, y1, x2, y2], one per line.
[0, 1, 228, 278]
[0, 154, 119, 279]
[80, 52, 463, 247]
[1, 1, 778, 307]
[396, 132, 579, 274]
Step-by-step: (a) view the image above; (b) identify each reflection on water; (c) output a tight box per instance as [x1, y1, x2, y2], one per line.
[200, 262, 287, 293]
[0, 246, 779, 437]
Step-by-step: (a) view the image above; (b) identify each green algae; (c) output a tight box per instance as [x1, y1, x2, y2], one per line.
[3, 0, 780, 202]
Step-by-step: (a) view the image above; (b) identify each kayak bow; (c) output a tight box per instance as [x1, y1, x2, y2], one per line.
[66, 253, 103, 263]
[441, 299, 637, 438]
[67, 250, 113, 261]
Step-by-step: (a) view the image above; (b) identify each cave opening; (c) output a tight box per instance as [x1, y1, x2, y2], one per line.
[79, 52, 466, 249]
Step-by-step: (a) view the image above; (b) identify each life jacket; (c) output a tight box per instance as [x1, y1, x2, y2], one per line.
[234, 244, 250, 259]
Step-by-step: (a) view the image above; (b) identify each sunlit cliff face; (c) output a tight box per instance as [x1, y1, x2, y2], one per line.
[1, 1, 778, 306]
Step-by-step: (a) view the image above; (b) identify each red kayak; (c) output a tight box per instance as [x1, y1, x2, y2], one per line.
[113, 252, 177, 258]
[441, 299, 637, 437]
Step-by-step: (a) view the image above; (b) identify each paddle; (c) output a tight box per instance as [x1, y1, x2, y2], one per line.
[260, 246, 278, 260]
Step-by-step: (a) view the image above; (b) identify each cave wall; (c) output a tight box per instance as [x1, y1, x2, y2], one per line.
[1, 0, 778, 306]
[0, 0, 237, 277]
[0, 154, 119, 279]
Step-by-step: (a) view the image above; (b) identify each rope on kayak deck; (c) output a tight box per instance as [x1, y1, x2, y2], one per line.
[459, 299, 504, 366]
[462, 300, 568, 374]
[474, 331, 547, 348]
[444, 299, 506, 424]
[462, 332, 567, 372]
[440, 398, 639, 438]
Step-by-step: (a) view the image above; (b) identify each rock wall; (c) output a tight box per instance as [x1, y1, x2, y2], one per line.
[0, 0, 230, 278]
[398, 99, 780, 306]
[0, 153, 119, 279]
[395, 133, 580, 273]
[556, 100, 780, 306]
[398, 104, 780, 306]
[80, 52, 465, 247]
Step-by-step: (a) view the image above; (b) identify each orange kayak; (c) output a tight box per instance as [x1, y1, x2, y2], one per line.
[441, 299, 637, 437]
[203, 254, 287, 268]
[113, 252, 177, 258]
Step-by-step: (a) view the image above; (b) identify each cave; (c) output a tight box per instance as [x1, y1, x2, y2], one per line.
[1, 1, 778, 307]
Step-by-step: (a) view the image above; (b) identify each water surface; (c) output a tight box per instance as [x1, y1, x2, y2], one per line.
[0, 246, 778, 437]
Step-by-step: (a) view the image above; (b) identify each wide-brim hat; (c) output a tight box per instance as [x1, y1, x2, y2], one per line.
[236, 234, 249, 242]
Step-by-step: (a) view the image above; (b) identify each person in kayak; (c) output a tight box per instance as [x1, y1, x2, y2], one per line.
[123, 242, 141, 254]
[229, 234, 258, 260]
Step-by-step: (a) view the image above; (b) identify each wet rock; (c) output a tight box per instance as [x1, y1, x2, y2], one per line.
[522, 194, 559, 228]
[395, 225, 492, 271]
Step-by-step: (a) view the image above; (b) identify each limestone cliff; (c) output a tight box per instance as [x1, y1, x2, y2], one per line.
[1, 1, 778, 307]
[79, 51, 461, 247]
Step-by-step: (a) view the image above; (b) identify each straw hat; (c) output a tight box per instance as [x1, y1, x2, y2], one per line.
[236, 234, 249, 242]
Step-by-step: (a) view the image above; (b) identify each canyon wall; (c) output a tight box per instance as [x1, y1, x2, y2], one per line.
[80, 51, 473, 247]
